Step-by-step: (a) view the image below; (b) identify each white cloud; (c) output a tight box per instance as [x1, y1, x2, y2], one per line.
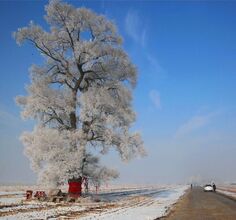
[125, 10, 167, 78]
[149, 90, 161, 109]
[174, 112, 217, 138]
[146, 53, 166, 75]
[125, 10, 147, 47]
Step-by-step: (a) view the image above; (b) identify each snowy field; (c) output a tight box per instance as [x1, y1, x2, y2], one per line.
[0, 185, 188, 220]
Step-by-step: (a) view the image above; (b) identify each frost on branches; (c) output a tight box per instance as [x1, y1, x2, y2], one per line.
[14, 0, 145, 187]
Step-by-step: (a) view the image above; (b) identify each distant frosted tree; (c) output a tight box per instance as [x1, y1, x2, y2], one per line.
[14, 0, 145, 187]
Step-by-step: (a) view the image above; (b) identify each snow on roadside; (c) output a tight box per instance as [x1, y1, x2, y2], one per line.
[217, 189, 236, 199]
[79, 185, 188, 220]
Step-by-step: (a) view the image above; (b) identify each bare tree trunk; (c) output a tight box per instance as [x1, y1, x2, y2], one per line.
[69, 89, 87, 179]
[70, 90, 77, 130]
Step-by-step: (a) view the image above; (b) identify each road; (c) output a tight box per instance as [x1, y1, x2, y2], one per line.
[163, 187, 236, 220]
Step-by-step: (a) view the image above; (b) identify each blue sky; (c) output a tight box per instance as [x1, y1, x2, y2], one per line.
[1, 0, 236, 184]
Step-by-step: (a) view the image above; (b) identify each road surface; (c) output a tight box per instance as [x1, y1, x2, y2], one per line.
[164, 187, 236, 220]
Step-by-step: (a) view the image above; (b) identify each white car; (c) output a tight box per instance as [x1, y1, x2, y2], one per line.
[204, 184, 213, 192]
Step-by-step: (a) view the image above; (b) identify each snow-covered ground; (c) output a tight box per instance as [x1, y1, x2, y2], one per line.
[0, 185, 188, 220]
[217, 186, 236, 199]
[80, 186, 188, 220]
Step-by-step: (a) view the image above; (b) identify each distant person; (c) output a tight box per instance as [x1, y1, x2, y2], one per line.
[191, 184, 193, 189]
[212, 183, 216, 192]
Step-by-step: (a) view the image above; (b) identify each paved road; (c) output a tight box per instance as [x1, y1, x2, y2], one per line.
[164, 187, 236, 220]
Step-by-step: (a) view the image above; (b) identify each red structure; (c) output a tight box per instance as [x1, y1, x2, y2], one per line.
[68, 178, 82, 198]
[34, 191, 46, 199]
[26, 190, 33, 200]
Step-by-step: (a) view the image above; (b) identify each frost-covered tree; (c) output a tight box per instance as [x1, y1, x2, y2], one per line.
[14, 0, 145, 187]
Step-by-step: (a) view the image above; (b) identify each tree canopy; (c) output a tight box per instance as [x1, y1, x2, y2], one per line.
[15, 0, 145, 187]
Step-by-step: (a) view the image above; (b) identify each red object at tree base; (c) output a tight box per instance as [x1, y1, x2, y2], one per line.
[68, 179, 82, 198]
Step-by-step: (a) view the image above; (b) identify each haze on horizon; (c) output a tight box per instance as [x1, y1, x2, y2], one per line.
[0, 0, 236, 185]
